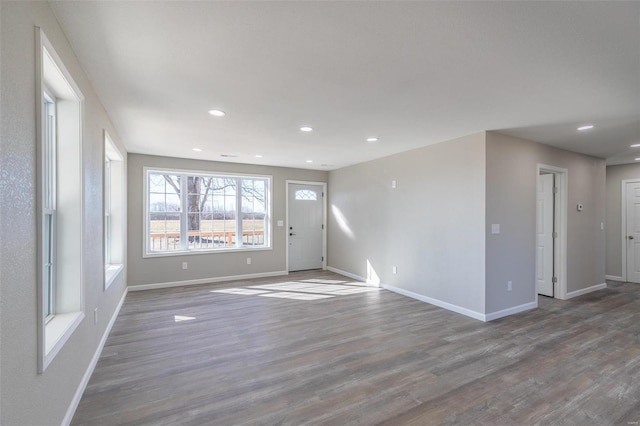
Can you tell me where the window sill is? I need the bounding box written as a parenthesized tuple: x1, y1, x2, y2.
(43, 310, 84, 372)
(143, 246, 273, 258)
(105, 263, 124, 289)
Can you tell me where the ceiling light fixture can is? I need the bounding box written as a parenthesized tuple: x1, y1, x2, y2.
(577, 125, 594, 131)
(631, 144, 640, 148)
(208, 109, 226, 117)
(367, 137, 378, 143)
(305, 160, 313, 163)
(192, 148, 202, 152)
(300, 126, 313, 132)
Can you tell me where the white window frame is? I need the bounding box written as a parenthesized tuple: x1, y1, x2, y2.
(104, 131, 124, 289)
(43, 91, 57, 322)
(143, 167, 272, 257)
(36, 28, 85, 373)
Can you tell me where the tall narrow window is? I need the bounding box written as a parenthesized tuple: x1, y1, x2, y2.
(104, 157, 111, 265)
(104, 132, 124, 289)
(43, 92, 56, 320)
(37, 29, 85, 372)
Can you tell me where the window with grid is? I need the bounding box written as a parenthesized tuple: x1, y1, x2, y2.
(104, 132, 124, 289)
(43, 91, 56, 321)
(146, 170, 270, 255)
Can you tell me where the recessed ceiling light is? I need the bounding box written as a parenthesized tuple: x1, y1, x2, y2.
(300, 126, 313, 132)
(366, 137, 378, 143)
(255, 154, 263, 158)
(192, 148, 202, 152)
(208, 109, 226, 117)
(635, 158, 640, 161)
(577, 125, 594, 131)
(631, 144, 640, 148)
(305, 160, 313, 163)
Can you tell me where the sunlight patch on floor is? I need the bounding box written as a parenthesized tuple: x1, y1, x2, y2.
(212, 288, 270, 295)
(258, 291, 333, 300)
(174, 315, 196, 322)
(210, 280, 379, 301)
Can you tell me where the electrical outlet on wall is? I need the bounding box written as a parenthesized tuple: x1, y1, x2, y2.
(247, 257, 252, 265)
(392, 266, 397, 274)
(507, 281, 512, 291)
(182, 262, 188, 270)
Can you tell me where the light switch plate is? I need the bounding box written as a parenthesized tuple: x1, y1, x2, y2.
(277, 220, 284, 227)
(491, 224, 500, 234)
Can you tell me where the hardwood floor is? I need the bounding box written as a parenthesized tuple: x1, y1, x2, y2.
(72, 272, 640, 425)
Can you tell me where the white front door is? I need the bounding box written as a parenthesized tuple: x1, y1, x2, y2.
(626, 182, 640, 283)
(536, 173, 554, 297)
(288, 183, 324, 272)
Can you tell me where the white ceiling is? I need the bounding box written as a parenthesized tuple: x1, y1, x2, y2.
(50, 1, 640, 170)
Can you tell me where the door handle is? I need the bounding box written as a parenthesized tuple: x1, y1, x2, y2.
(629, 236, 635, 240)
(290, 232, 296, 236)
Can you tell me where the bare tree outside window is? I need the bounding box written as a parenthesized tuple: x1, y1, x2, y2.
(147, 171, 268, 253)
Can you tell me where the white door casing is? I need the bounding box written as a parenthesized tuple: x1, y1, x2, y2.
(625, 181, 640, 283)
(288, 183, 324, 272)
(536, 173, 554, 297)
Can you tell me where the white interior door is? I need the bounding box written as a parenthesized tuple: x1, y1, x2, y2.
(536, 173, 554, 297)
(288, 183, 324, 271)
(626, 182, 640, 283)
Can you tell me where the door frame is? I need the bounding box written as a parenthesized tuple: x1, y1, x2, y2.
(285, 180, 327, 273)
(620, 178, 640, 282)
(536, 164, 568, 300)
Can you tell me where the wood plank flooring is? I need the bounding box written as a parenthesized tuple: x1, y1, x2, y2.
(72, 272, 640, 425)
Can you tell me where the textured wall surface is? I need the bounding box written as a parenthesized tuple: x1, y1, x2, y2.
(485, 132, 606, 313)
(0, 2, 127, 424)
(328, 133, 487, 315)
(127, 154, 327, 287)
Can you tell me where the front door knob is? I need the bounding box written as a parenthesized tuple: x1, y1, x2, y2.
(629, 235, 635, 240)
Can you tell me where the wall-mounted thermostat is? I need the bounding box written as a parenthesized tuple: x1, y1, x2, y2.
(577, 203, 583, 212)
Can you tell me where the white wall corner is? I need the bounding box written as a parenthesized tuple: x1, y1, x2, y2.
(484, 301, 537, 322)
(326, 266, 370, 285)
(382, 284, 486, 322)
(564, 283, 607, 300)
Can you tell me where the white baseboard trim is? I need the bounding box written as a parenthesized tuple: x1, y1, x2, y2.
(326, 266, 367, 283)
(565, 282, 607, 299)
(128, 270, 289, 291)
(605, 275, 624, 282)
(382, 284, 486, 322)
(484, 301, 538, 322)
(62, 287, 128, 426)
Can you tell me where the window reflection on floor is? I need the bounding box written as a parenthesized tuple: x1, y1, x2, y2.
(210, 279, 379, 301)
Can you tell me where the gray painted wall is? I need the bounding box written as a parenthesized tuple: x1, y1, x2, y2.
(605, 163, 640, 279)
(328, 133, 487, 315)
(485, 132, 606, 313)
(127, 154, 327, 286)
(0, 2, 128, 424)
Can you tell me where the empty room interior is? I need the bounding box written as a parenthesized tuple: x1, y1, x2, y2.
(2, 1, 640, 425)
